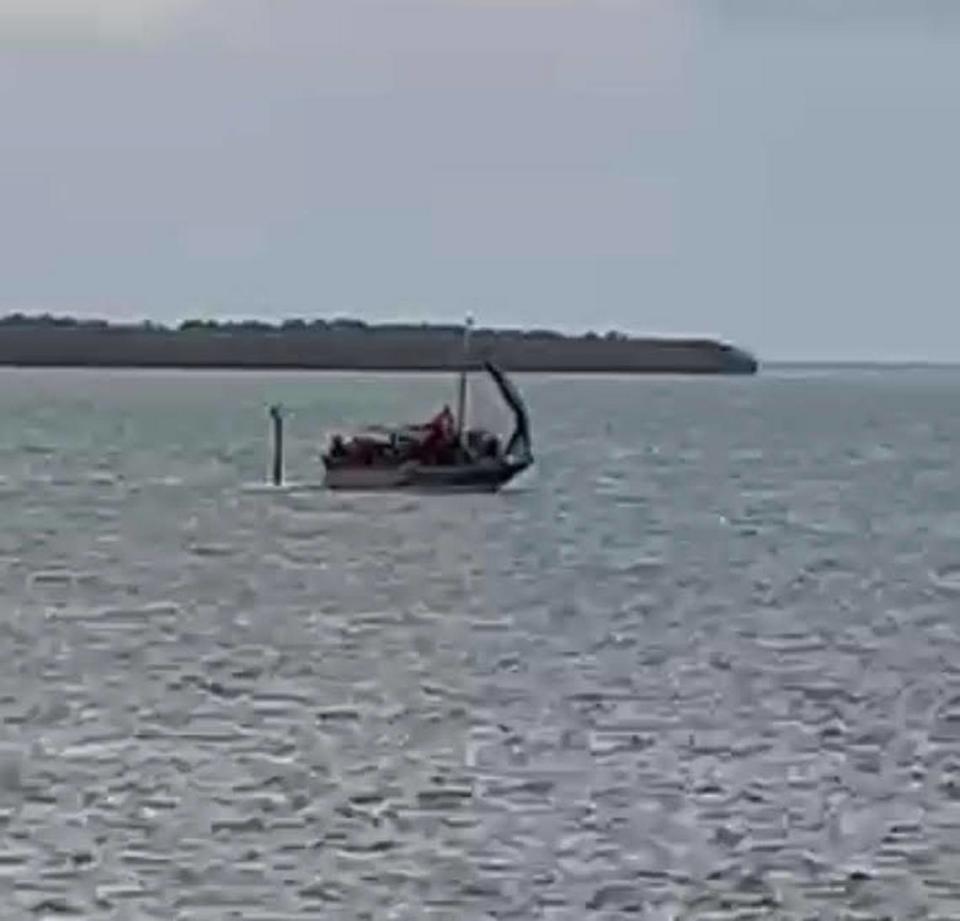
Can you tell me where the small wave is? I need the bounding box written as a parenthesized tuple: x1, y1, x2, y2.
(188, 543, 236, 559)
(238, 480, 326, 496)
(28, 569, 83, 588)
(147, 475, 185, 487)
(931, 565, 960, 593)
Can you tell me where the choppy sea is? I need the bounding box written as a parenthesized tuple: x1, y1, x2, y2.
(1, 365, 959, 919)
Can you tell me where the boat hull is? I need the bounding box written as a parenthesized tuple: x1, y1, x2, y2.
(323, 458, 530, 493)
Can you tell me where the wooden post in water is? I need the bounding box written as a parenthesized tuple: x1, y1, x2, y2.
(269, 404, 284, 486)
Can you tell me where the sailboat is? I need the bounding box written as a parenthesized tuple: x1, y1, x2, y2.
(321, 319, 533, 492)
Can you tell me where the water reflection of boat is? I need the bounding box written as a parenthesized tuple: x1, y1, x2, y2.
(322, 359, 534, 493)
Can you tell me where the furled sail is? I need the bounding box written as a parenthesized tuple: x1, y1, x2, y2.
(483, 360, 532, 461)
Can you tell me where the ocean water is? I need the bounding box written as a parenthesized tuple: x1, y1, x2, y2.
(1, 366, 960, 919)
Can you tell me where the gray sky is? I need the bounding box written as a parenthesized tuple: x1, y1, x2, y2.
(1, 0, 958, 361)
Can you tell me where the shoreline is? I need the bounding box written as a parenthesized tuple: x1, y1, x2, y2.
(0, 317, 759, 375)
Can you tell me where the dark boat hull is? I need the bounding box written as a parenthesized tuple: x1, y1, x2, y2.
(323, 458, 530, 493)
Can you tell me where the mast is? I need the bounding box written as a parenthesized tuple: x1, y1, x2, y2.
(455, 313, 473, 441)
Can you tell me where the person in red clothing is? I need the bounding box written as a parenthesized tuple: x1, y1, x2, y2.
(430, 405, 455, 440)
(420, 404, 455, 462)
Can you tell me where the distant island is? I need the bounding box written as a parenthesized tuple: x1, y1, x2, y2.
(0, 314, 758, 375)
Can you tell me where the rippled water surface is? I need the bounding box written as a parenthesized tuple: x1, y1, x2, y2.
(2, 366, 960, 919)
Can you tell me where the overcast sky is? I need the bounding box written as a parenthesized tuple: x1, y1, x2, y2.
(1, 0, 958, 360)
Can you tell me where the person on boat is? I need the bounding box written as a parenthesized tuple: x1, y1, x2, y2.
(419, 404, 456, 463)
(427, 405, 455, 440)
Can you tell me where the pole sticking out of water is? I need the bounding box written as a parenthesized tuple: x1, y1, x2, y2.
(269, 404, 284, 486)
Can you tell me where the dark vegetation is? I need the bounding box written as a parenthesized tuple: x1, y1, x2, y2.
(0, 314, 758, 374)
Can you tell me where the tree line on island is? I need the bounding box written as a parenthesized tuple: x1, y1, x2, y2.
(0, 313, 756, 373)
(0, 312, 629, 341)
